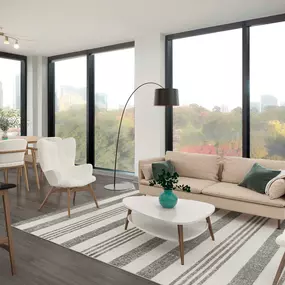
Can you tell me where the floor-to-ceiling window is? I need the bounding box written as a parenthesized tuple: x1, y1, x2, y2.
(48, 43, 134, 170)
(250, 21, 285, 160)
(54, 56, 87, 164)
(0, 53, 27, 135)
(166, 14, 285, 160)
(94, 48, 134, 172)
(173, 29, 242, 156)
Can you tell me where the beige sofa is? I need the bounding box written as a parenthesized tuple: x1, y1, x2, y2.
(139, 151, 285, 225)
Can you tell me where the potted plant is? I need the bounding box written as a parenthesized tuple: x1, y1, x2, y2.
(0, 109, 20, 140)
(149, 170, 190, 209)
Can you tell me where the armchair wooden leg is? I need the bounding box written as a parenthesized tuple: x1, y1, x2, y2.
(73, 192, 76, 206)
(278, 220, 281, 230)
(273, 252, 285, 285)
(88, 184, 99, 208)
(2, 192, 16, 275)
(39, 187, 54, 210)
(32, 154, 40, 191)
(67, 189, 71, 218)
(4, 169, 8, 183)
(23, 164, 30, 192)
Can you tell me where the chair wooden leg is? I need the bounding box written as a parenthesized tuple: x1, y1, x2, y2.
(39, 187, 54, 210)
(23, 164, 30, 192)
(2, 193, 16, 275)
(17, 167, 21, 186)
(88, 184, 99, 208)
(73, 192, 76, 206)
(32, 152, 40, 191)
(4, 169, 8, 183)
(67, 189, 71, 218)
(273, 252, 285, 285)
(39, 166, 44, 182)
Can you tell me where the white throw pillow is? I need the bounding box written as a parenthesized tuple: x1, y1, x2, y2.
(141, 164, 153, 180)
(268, 179, 285, 199)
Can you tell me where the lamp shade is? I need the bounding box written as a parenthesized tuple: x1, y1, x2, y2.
(154, 88, 179, 106)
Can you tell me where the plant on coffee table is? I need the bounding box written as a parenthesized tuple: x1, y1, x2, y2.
(149, 170, 191, 192)
(149, 170, 190, 209)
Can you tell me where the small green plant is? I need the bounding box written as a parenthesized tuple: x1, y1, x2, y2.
(149, 169, 191, 192)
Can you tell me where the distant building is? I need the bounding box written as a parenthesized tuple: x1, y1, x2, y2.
(59, 86, 86, 111)
(15, 75, 20, 110)
(95, 93, 107, 110)
(280, 101, 285, 107)
(250, 101, 260, 112)
(261, 95, 277, 111)
(220, 104, 229, 113)
(0, 81, 3, 108)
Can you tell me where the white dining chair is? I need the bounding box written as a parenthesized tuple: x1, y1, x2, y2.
(25, 137, 62, 190)
(37, 137, 99, 217)
(0, 139, 29, 191)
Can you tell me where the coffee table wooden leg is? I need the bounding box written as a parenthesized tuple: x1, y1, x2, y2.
(206, 216, 215, 241)
(178, 225, 184, 265)
(125, 209, 132, 230)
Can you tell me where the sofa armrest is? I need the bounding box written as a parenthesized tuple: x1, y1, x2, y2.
(138, 156, 165, 181)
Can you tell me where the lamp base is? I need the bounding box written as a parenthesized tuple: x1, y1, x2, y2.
(104, 182, 135, 191)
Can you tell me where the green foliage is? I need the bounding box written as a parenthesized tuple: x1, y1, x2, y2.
(149, 169, 191, 192)
(55, 106, 134, 171)
(0, 108, 20, 131)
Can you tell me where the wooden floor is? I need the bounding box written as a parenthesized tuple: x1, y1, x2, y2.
(0, 167, 156, 285)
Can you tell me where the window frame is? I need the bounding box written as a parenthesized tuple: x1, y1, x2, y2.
(47, 42, 135, 170)
(165, 13, 285, 158)
(0, 51, 27, 135)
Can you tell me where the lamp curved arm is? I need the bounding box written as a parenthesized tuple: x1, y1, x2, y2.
(113, 82, 163, 189)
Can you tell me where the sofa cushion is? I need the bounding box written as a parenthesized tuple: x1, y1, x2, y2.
(268, 179, 285, 200)
(140, 177, 217, 194)
(202, 182, 285, 208)
(141, 164, 153, 180)
(238, 163, 281, 194)
(222, 156, 285, 184)
(152, 160, 175, 181)
(165, 151, 220, 181)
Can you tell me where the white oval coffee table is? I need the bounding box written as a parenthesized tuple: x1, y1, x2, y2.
(123, 196, 215, 265)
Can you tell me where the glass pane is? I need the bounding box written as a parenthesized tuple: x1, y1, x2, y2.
(173, 29, 242, 156)
(250, 22, 285, 160)
(94, 48, 135, 172)
(54, 56, 87, 163)
(0, 58, 21, 135)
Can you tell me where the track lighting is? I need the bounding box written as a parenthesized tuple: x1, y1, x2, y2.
(14, 40, 19, 49)
(4, 36, 9, 44)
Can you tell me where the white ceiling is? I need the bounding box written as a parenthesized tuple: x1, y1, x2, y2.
(0, 0, 285, 56)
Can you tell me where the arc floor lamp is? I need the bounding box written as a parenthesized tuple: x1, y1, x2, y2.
(104, 82, 179, 191)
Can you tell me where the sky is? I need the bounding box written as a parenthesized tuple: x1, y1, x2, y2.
(0, 58, 20, 108)
(1, 21, 285, 112)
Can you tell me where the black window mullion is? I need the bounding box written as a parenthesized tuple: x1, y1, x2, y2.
(47, 60, 55, 136)
(242, 25, 250, 158)
(20, 58, 27, 135)
(165, 38, 173, 152)
(87, 53, 95, 166)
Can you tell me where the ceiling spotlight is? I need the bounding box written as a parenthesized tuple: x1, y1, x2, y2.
(14, 40, 19, 49)
(4, 36, 9, 44)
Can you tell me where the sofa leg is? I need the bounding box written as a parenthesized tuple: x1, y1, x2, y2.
(278, 219, 281, 230)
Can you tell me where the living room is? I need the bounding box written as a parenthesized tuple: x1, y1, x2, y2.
(1, 0, 285, 284)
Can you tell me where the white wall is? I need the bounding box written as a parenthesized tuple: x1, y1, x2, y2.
(134, 33, 165, 174)
(27, 56, 48, 136)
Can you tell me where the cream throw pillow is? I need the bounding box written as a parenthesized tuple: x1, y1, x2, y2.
(141, 164, 153, 180)
(268, 179, 285, 199)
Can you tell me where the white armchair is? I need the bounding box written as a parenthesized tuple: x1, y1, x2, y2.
(37, 137, 99, 217)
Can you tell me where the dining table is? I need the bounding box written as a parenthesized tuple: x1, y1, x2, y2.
(14, 136, 40, 144)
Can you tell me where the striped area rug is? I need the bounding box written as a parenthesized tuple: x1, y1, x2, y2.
(13, 190, 285, 285)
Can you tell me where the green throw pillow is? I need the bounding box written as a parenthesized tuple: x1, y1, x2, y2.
(152, 160, 175, 181)
(238, 163, 281, 194)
